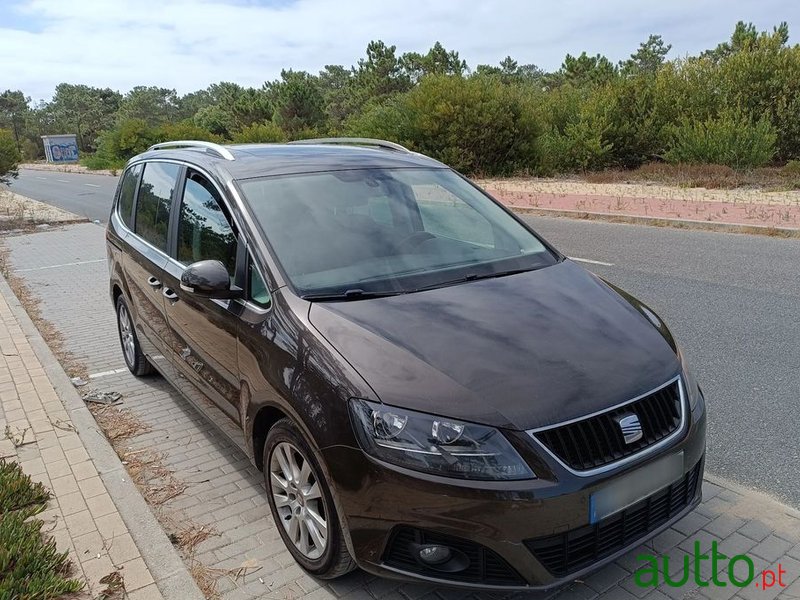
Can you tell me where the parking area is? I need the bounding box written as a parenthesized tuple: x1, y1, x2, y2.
(4, 221, 800, 600)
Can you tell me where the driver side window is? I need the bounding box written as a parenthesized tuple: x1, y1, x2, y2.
(177, 171, 237, 276)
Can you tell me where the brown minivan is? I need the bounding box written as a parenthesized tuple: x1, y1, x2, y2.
(107, 138, 706, 591)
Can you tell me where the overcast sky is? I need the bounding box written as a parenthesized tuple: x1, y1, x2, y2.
(2, 0, 798, 102)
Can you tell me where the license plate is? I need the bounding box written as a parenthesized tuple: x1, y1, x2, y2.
(589, 451, 684, 524)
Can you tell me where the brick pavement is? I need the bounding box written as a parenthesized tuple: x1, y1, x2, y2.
(0, 279, 164, 599)
(3, 221, 800, 599)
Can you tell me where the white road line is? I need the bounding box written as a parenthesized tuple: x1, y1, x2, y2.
(88, 367, 129, 380)
(36, 176, 47, 180)
(84, 183, 101, 188)
(57, 179, 70, 183)
(14, 258, 106, 273)
(569, 256, 614, 267)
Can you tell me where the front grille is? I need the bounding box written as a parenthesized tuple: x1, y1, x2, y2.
(383, 526, 525, 586)
(533, 379, 683, 471)
(525, 461, 701, 577)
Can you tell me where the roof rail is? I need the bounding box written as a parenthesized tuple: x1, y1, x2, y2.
(147, 140, 235, 161)
(287, 137, 411, 153)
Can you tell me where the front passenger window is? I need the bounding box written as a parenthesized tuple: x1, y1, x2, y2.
(177, 172, 237, 276)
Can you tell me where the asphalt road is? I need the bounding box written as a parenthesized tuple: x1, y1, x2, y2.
(5, 168, 119, 222)
(7, 168, 800, 507)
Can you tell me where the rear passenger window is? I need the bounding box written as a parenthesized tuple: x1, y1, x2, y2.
(135, 162, 179, 251)
(176, 171, 237, 276)
(117, 164, 141, 228)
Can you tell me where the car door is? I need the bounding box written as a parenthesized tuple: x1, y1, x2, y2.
(160, 168, 242, 423)
(121, 161, 181, 378)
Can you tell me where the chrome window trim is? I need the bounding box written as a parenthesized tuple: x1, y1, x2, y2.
(526, 375, 687, 477)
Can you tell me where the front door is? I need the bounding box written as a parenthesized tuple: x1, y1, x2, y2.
(160, 169, 242, 423)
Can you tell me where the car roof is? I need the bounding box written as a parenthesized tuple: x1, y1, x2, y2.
(130, 140, 447, 180)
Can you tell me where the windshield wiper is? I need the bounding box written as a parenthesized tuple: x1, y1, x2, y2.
(411, 266, 537, 292)
(301, 288, 404, 301)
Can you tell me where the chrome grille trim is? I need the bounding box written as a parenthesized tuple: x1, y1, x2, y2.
(526, 375, 687, 477)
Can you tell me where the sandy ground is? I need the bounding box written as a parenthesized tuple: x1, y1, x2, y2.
(19, 162, 116, 176)
(478, 178, 800, 230)
(0, 190, 86, 224)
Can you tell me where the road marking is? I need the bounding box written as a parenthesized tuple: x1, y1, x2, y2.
(88, 367, 129, 380)
(569, 256, 614, 267)
(84, 183, 101, 188)
(14, 258, 106, 273)
(36, 176, 47, 180)
(57, 179, 70, 183)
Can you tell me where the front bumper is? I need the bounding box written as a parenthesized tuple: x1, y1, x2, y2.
(322, 396, 706, 590)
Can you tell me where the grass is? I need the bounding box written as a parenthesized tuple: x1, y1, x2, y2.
(584, 162, 800, 191)
(0, 459, 84, 598)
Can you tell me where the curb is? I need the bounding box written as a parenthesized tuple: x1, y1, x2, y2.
(0, 274, 205, 600)
(508, 206, 800, 239)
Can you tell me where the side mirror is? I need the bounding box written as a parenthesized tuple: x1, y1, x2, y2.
(180, 260, 239, 299)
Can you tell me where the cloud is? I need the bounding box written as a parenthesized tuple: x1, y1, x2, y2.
(2, 0, 797, 101)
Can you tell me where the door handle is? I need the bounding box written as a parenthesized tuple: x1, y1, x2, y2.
(147, 276, 161, 288)
(163, 288, 179, 302)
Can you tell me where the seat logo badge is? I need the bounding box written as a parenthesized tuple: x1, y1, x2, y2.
(618, 414, 643, 444)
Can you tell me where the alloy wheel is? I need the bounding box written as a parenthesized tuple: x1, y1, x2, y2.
(118, 303, 136, 367)
(269, 441, 328, 560)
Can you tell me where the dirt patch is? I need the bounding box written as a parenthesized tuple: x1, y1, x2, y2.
(19, 162, 118, 177)
(0, 190, 87, 227)
(584, 163, 800, 191)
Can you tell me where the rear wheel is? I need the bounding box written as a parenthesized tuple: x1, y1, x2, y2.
(116, 296, 154, 377)
(264, 418, 355, 578)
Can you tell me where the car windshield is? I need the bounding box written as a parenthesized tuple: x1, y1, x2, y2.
(238, 168, 557, 298)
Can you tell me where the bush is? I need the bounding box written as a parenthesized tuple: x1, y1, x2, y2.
(0, 460, 83, 597)
(534, 85, 613, 174)
(154, 121, 222, 144)
(664, 109, 777, 169)
(347, 75, 539, 175)
(231, 121, 286, 143)
(0, 129, 20, 184)
(86, 119, 220, 169)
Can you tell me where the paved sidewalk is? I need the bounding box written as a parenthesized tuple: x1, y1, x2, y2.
(0, 288, 162, 598)
(3, 222, 800, 599)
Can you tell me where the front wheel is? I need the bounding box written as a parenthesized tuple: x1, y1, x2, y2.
(263, 418, 355, 579)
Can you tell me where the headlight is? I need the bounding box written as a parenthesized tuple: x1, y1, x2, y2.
(349, 399, 535, 481)
(678, 348, 703, 410)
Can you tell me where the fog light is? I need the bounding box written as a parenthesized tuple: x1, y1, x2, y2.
(418, 544, 452, 566)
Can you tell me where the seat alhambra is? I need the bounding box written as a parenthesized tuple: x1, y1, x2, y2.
(106, 138, 706, 591)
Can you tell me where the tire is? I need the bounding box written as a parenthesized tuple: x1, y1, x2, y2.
(263, 418, 355, 579)
(115, 296, 154, 377)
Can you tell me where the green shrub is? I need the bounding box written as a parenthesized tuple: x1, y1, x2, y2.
(154, 121, 222, 144)
(782, 159, 800, 175)
(534, 85, 613, 174)
(0, 129, 21, 184)
(231, 121, 286, 143)
(0, 460, 83, 598)
(347, 75, 539, 175)
(664, 109, 777, 169)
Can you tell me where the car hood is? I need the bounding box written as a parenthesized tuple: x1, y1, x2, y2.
(308, 260, 680, 431)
